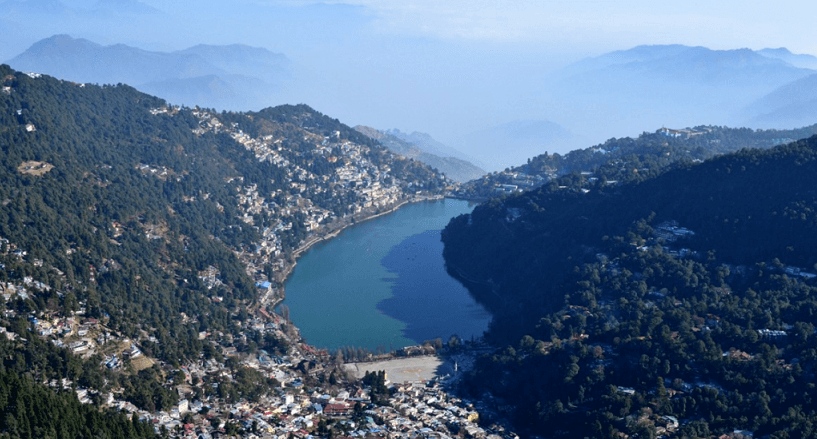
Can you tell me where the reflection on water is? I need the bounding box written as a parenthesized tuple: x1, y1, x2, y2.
(283, 199, 490, 351)
(377, 229, 491, 344)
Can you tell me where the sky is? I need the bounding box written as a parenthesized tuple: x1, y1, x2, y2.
(3, 0, 817, 162)
(251, 0, 817, 54)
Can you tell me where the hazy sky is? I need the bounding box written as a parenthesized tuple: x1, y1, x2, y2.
(250, 0, 817, 54)
(4, 0, 817, 155)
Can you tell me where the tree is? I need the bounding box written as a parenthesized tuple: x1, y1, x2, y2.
(447, 334, 461, 351)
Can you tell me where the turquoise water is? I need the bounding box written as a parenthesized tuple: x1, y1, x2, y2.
(282, 198, 491, 351)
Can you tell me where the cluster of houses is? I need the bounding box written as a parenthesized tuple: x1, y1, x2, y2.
(111, 312, 503, 438)
(452, 170, 547, 199)
(489, 171, 547, 196)
(177, 107, 441, 309)
(658, 126, 714, 139)
(5, 231, 494, 439)
(2, 245, 500, 438)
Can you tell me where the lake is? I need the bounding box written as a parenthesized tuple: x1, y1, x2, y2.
(282, 198, 491, 351)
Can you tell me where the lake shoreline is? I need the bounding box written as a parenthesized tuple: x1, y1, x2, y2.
(263, 194, 445, 313)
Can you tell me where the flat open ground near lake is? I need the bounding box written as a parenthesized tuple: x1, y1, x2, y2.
(344, 356, 443, 384)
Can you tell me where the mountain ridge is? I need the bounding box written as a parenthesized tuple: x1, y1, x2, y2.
(7, 34, 289, 111)
(354, 125, 486, 182)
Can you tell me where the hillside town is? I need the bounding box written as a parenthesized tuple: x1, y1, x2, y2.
(0, 99, 503, 438)
(185, 108, 447, 310)
(1, 237, 508, 438)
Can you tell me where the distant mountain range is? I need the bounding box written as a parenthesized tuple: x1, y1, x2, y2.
(740, 73, 817, 129)
(545, 44, 817, 143)
(428, 45, 817, 172)
(9, 35, 817, 171)
(6, 34, 289, 110)
(355, 126, 486, 182)
(384, 129, 475, 161)
(757, 47, 817, 69)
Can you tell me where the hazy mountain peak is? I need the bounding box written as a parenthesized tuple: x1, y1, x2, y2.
(176, 44, 288, 63)
(562, 44, 696, 75)
(545, 43, 816, 144)
(385, 129, 474, 161)
(25, 34, 100, 54)
(741, 73, 817, 129)
(355, 126, 485, 182)
(761, 47, 794, 56)
(562, 44, 800, 77)
(757, 47, 817, 69)
(353, 125, 385, 141)
(7, 35, 290, 111)
(8, 35, 221, 83)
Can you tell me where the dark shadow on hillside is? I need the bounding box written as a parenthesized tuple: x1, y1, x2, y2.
(375, 229, 491, 345)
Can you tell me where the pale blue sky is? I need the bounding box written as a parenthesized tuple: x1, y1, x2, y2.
(247, 0, 817, 54)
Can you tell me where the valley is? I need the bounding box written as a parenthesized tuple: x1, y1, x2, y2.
(5, 32, 817, 439)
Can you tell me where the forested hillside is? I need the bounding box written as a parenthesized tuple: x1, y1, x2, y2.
(0, 64, 447, 426)
(442, 137, 817, 437)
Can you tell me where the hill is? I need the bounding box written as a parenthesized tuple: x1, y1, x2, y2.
(355, 125, 486, 182)
(757, 47, 817, 69)
(385, 128, 480, 164)
(0, 64, 447, 419)
(6, 34, 289, 110)
(442, 137, 817, 436)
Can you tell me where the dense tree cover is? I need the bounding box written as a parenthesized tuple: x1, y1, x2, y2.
(0, 319, 108, 395)
(0, 64, 261, 363)
(461, 233, 817, 437)
(443, 137, 817, 437)
(444, 137, 817, 339)
(0, 367, 158, 439)
(456, 125, 817, 200)
(0, 294, 179, 416)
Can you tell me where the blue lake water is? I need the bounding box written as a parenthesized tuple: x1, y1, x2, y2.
(282, 198, 491, 351)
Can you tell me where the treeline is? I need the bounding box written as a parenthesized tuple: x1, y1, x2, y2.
(443, 137, 817, 437)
